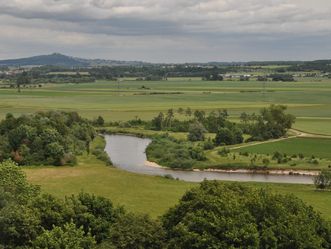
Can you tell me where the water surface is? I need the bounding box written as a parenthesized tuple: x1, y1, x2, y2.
(104, 135, 314, 184)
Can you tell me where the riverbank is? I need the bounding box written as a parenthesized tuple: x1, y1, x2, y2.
(102, 129, 329, 173)
(24, 150, 331, 220)
(145, 160, 319, 176)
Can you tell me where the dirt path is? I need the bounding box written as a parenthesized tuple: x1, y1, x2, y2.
(291, 129, 331, 138)
(230, 129, 331, 150)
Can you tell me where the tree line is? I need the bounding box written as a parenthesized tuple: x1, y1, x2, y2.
(147, 105, 295, 145)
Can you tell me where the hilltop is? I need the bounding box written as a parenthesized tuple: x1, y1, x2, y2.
(0, 53, 147, 67)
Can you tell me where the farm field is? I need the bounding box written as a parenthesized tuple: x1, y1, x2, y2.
(294, 117, 331, 135)
(0, 78, 331, 136)
(24, 152, 331, 220)
(234, 137, 331, 160)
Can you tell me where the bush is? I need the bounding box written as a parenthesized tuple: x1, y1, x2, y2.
(214, 127, 243, 146)
(262, 158, 270, 166)
(218, 147, 230, 157)
(314, 170, 331, 190)
(146, 136, 206, 169)
(187, 121, 206, 142)
(203, 138, 215, 150)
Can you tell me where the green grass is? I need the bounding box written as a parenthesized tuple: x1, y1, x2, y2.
(25, 154, 196, 218)
(294, 118, 331, 135)
(235, 137, 331, 160)
(0, 79, 331, 136)
(24, 151, 331, 220)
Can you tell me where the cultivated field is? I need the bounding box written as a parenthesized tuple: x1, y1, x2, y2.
(1, 78, 331, 136)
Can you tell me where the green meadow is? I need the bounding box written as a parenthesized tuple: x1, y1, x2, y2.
(1, 78, 331, 136)
(235, 137, 331, 160)
(24, 152, 331, 220)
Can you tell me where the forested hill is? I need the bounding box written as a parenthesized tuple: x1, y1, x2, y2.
(0, 53, 89, 67)
(0, 53, 147, 67)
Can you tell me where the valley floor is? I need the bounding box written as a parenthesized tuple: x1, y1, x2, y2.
(25, 151, 331, 220)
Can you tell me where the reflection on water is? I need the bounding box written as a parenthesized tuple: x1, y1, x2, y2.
(104, 135, 313, 184)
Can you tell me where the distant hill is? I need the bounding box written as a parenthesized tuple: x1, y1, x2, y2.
(0, 53, 148, 67)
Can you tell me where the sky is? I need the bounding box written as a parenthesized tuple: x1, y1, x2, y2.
(1, 0, 331, 63)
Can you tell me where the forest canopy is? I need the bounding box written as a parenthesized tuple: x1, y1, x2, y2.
(0, 111, 95, 166)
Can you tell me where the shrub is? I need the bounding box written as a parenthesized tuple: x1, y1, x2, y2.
(203, 138, 215, 150)
(314, 170, 331, 190)
(218, 148, 230, 157)
(187, 121, 207, 142)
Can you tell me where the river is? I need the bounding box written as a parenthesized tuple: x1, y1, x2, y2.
(104, 134, 314, 184)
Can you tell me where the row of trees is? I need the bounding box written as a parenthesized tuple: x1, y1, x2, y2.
(2, 71, 96, 92)
(150, 108, 231, 133)
(0, 111, 95, 166)
(1, 161, 330, 248)
(149, 105, 294, 146)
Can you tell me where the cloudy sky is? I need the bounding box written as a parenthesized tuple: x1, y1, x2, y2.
(1, 0, 331, 62)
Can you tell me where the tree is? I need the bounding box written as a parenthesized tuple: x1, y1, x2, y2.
(16, 71, 31, 92)
(185, 107, 192, 117)
(162, 181, 331, 249)
(0, 111, 95, 166)
(187, 122, 207, 142)
(33, 222, 96, 249)
(0, 160, 39, 203)
(45, 142, 65, 165)
(214, 127, 243, 146)
(249, 105, 296, 141)
(0, 204, 41, 247)
(30, 194, 71, 230)
(165, 109, 174, 128)
(105, 213, 165, 249)
(95, 116, 105, 126)
(177, 107, 184, 115)
(193, 110, 205, 123)
(314, 170, 331, 190)
(151, 112, 164, 131)
(67, 192, 120, 243)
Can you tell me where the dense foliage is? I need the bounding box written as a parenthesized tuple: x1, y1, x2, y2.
(0, 111, 95, 166)
(163, 181, 331, 249)
(187, 122, 207, 142)
(0, 161, 330, 248)
(314, 170, 331, 190)
(146, 135, 206, 169)
(149, 108, 231, 134)
(240, 105, 295, 141)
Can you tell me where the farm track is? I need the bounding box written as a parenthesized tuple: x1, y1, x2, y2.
(230, 129, 331, 150)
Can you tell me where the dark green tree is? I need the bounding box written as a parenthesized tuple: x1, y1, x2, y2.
(314, 170, 331, 190)
(33, 221, 96, 249)
(162, 181, 331, 249)
(16, 71, 31, 92)
(104, 213, 165, 249)
(187, 122, 207, 142)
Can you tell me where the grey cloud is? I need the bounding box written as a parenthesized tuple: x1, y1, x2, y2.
(0, 0, 331, 62)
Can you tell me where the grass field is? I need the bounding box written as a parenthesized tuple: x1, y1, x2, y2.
(0, 79, 331, 136)
(294, 118, 331, 135)
(24, 152, 331, 220)
(235, 137, 331, 160)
